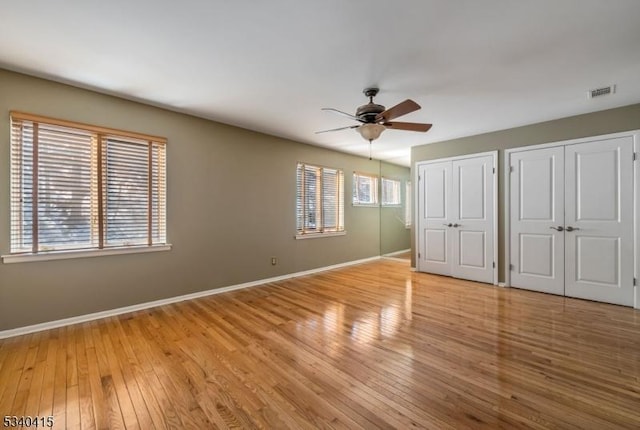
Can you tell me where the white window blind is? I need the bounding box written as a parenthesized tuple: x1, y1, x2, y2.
(381, 177, 401, 206)
(105, 137, 149, 247)
(10, 112, 167, 254)
(353, 172, 378, 206)
(296, 162, 344, 235)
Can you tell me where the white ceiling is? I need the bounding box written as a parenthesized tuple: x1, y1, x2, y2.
(2, 1, 640, 166)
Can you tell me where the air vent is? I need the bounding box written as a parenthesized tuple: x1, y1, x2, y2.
(588, 85, 616, 98)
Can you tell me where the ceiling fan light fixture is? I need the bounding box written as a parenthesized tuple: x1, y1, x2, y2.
(357, 123, 386, 141)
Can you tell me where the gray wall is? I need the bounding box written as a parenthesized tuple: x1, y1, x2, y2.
(380, 161, 411, 255)
(0, 69, 385, 331)
(411, 103, 640, 279)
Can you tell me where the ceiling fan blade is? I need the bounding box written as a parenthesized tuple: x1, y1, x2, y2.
(383, 122, 432, 132)
(376, 99, 421, 122)
(315, 124, 360, 134)
(321, 107, 362, 122)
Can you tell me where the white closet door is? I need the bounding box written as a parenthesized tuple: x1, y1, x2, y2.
(417, 161, 452, 276)
(564, 137, 634, 306)
(451, 155, 495, 283)
(510, 147, 565, 295)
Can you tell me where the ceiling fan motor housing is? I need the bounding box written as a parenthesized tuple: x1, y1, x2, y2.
(357, 87, 385, 122)
(356, 103, 385, 122)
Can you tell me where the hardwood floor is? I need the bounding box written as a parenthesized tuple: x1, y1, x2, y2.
(1, 259, 639, 429)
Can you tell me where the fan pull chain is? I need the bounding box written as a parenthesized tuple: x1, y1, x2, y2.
(369, 139, 372, 160)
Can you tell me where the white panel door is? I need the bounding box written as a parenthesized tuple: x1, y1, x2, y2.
(418, 161, 452, 276)
(418, 153, 496, 284)
(564, 137, 634, 306)
(451, 155, 495, 283)
(510, 147, 565, 295)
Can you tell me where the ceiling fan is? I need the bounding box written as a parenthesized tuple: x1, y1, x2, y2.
(317, 87, 432, 158)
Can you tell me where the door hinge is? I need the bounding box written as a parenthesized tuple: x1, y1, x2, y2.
(634, 152, 637, 161)
(418, 252, 421, 258)
(492, 167, 495, 174)
(509, 264, 514, 271)
(509, 165, 514, 173)
(492, 262, 495, 268)
(634, 277, 637, 286)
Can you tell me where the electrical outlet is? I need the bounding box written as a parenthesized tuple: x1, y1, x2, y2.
(271, 257, 277, 266)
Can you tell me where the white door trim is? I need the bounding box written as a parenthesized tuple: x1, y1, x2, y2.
(505, 129, 640, 154)
(492, 150, 498, 285)
(505, 129, 640, 309)
(635, 134, 639, 310)
(415, 150, 498, 285)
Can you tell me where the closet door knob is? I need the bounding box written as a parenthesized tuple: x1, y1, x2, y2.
(443, 223, 453, 227)
(549, 226, 564, 231)
(452, 223, 461, 228)
(565, 226, 580, 232)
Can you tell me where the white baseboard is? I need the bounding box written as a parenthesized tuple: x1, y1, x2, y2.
(382, 249, 412, 263)
(0, 255, 381, 339)
(382, 248, 410, 257)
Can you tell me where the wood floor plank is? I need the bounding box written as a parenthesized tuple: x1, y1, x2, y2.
(10, 332, 43, 418)
(37, 330, 58, 419)
(0, 336, 13, 386)
(97, 319, 147, 430)
(103, 317, 158, 430)
(135, 311, 212, 428)
(60, 326, 78, 429)
(0, 336, 29, 416)
(125, 315, 184, 430)
(79, 323, 102, 430)
(51, 329, 68, 430)
(1, 259, 640, 429)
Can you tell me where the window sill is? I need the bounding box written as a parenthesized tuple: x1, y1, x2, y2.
(2, 244, 172, 264)
(352, 203, 379, 208)
(295, 231, 346, 240)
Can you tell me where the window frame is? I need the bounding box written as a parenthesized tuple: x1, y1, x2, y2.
(381, 177, 402, 207)
(352, 171, 379, 207)
(3, 111, 170, 263)
(296, 162, 345, 239)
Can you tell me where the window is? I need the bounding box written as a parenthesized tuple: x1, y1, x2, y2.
(405, 181, 412, 227)
(9, 112, 167, 257)
(296, 162, 344, 237)
(381, 177, 401, 206)
(353, 172, 378, 206)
